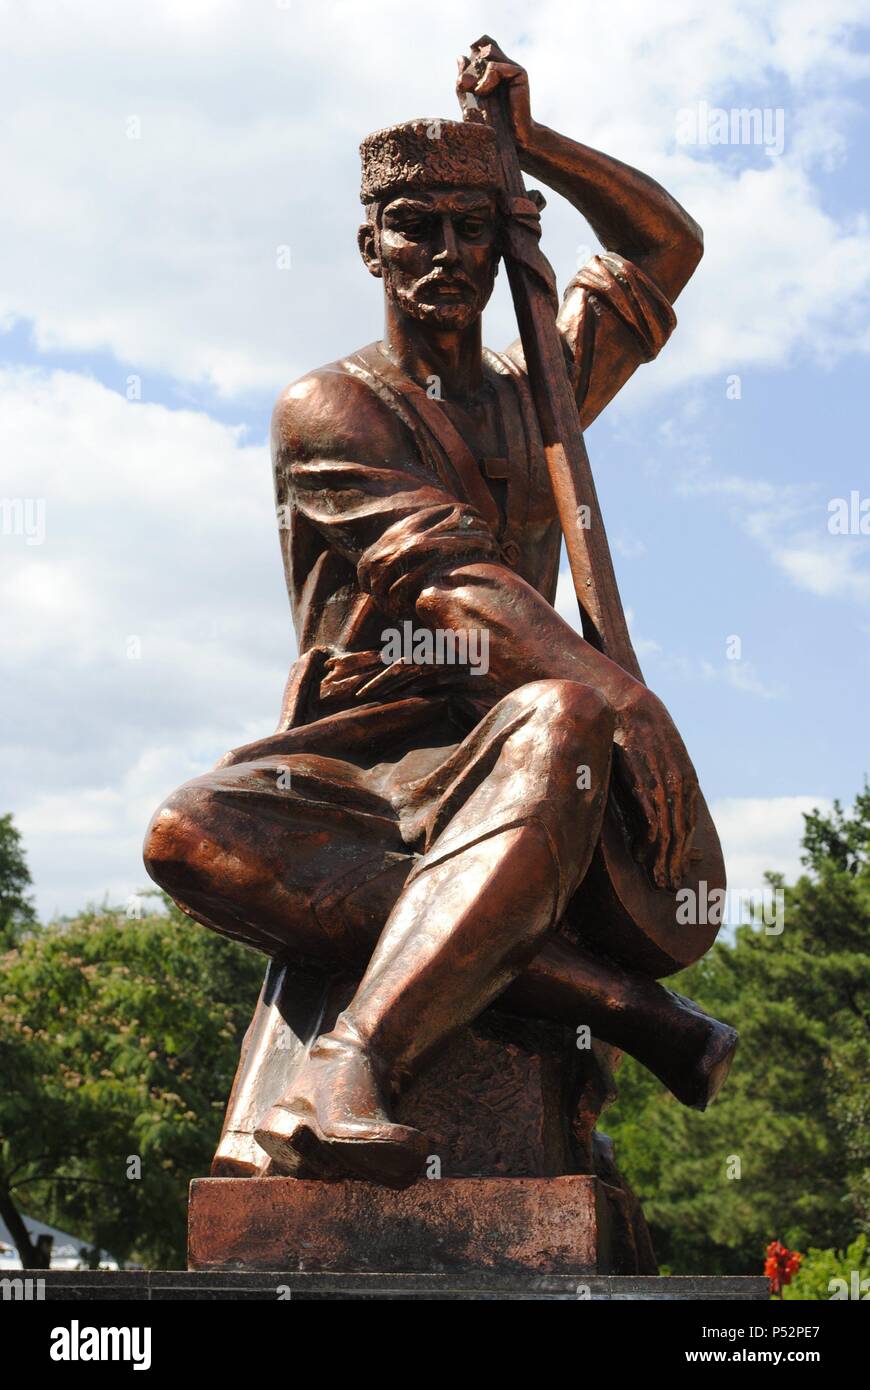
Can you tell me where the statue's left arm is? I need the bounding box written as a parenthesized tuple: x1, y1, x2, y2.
(516, 109, 703, 306)
(461, 41, 703, 425)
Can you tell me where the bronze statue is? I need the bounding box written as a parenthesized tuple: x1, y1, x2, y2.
(145, 37, 737, 1195)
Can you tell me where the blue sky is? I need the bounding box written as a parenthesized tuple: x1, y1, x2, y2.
(1, 0, 869, 919)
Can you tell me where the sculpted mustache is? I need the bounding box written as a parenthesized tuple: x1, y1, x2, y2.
(413, 270, 475, 292)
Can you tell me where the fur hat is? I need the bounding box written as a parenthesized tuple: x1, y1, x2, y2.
(360, 118, 500, 204)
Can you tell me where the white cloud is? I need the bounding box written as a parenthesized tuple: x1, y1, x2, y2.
(721, 660, 784, 699)
(0, 366, 292, 917)
(733, 478, 870, 603)
(2, 0, 868, 922)
(614, 535, 647, 559)
(711, 792, 834, 888)
(554, 561, 582, 630)
(658, 426, 870, 604)
(1, 0, 869, 397)
(557, 570, 784, 696)
(769, 531, 870, 600)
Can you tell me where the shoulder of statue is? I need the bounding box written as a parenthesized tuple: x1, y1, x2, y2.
(270, 346, 411, 464)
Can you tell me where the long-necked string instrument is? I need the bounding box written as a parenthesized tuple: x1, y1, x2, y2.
(460, 36, 725, 976)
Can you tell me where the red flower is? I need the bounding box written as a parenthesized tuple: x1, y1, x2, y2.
(765, 1240, 802, 1295)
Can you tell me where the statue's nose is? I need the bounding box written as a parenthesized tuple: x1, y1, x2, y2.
(433, 215, 460, 264)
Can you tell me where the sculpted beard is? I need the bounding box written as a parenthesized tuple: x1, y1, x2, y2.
(381, 253, 499, 328)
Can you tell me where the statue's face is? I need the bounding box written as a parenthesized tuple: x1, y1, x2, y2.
(362, 187, 500, 329)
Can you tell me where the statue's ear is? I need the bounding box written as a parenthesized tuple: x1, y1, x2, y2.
(357, 223, 382, 279)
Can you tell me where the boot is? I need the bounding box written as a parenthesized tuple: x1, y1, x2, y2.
(254, 1021, 428, 1188)
(504, 935, 738, 1110)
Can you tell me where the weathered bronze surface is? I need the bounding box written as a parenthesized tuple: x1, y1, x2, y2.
(188, 1174, 642, 1275)
(144, 37, 737, 1232)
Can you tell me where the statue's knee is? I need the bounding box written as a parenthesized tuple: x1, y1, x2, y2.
(518, 678, 614, 740)
(143, 783, 214, 893)
(558, 680, 615, 740)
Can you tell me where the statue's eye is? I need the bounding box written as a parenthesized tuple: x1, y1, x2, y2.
(397, 217, 428, 239)
(459, 217, 486, 238)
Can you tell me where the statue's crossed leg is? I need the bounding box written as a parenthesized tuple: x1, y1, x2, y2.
(145, 678, 736, 1186)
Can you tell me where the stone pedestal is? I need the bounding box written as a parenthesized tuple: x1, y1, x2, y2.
(188, 1175, 635, 1275)
(198, 961, 657, 1275)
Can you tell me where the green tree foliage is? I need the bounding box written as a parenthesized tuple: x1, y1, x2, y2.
(781, 1235, 869, 1300)
(604, 785, 870, 1275)
(0, 895, 263, 1268)
(2, 792, 867, 1274)
(0, 813, 37, 950)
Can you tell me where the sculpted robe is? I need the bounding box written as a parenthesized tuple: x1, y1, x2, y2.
(168, 255, 675, 962)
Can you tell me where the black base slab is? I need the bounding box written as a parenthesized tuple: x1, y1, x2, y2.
(5, 1270, 768, 1301)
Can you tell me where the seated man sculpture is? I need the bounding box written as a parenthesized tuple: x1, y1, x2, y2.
(144, 39, 737, 1190)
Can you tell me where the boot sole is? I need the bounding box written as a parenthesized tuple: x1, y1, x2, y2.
(254, 1105, 427, 1189)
